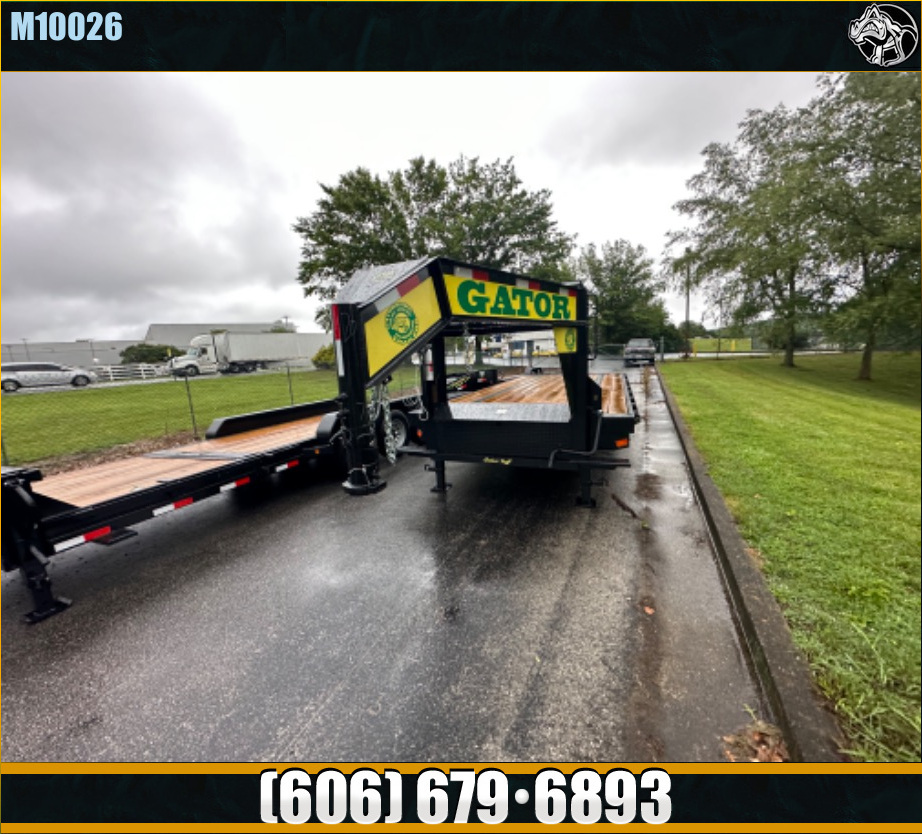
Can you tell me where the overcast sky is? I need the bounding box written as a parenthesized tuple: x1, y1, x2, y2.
(1, 72, 823, 344)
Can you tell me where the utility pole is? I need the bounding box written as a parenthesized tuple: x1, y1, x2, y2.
(683, 250, 691, 360)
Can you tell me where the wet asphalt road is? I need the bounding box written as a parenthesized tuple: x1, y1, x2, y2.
(1, 363, 763, 762)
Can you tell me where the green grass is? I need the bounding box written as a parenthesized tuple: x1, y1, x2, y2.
(659, 352, 921, 762)
(1, 369, 340, 464)
(0, 362, 438, 466)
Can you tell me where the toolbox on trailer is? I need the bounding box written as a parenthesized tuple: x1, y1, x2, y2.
(332, 256, 638, 504)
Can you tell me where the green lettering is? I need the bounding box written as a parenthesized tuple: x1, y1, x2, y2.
(552, 294, 570, 320)
(534, 292, 552, 318)
(510, 287, 531, 317)
(458, 280, 489, 314)
(490, 285, 516, 317)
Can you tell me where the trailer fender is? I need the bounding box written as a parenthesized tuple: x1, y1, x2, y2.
(316, 411, 342, 445)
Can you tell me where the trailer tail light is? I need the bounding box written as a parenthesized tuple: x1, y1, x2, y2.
(615, 438, 629, 449)
(415, 429, 423, 440)
(54, 526, 113, 553)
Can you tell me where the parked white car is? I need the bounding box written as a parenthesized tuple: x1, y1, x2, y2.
(1, 362, 98, 392)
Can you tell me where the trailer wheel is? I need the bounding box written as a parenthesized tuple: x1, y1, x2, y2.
(389, 409, 410, 450)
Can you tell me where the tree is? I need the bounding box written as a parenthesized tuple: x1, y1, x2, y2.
(574, 240, 671, 348)
(802, 72, 921, 379)
(293, 155, 575, 326)
(311, 343, 335, 370)
(119, 344, 182, 364)
(669, 102, 833, 368)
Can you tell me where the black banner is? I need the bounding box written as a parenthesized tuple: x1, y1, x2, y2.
(3, 770, 922, 824)
(2, 1, 920, 71)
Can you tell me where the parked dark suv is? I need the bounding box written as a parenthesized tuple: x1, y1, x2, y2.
(1, 362, 97, 392)
(623, 338, 657, 367)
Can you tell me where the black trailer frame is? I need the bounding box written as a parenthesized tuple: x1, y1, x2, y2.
(331, 256, 638, 504)
(1, 399, 341, 623)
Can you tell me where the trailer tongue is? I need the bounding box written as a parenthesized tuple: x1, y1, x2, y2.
(332, 257, 638, 505)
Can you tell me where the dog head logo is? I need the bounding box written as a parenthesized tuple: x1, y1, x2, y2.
(848, 4, 918, 66)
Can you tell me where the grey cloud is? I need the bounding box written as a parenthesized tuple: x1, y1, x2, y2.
(3, 74, 243, 197)
(543, 73, 821, 168)
(2, 74, 297, 342)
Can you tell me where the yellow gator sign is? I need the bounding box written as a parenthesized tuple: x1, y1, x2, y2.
(364, 278, 442, 380)
(444, 271, 577, 322)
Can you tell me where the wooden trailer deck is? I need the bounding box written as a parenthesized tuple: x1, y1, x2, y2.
(453, 372, 628, 415)
(33, 415, 325, 509)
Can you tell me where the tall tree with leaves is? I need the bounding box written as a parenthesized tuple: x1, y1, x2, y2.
(669, 102, 834, 368)
(803, 72, 921, 379)
(575, 240, 670, 347)
(293, 155, 575, 326)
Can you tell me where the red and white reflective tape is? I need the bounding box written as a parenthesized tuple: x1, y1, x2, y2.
(152, 497, 194, 517)
(454, 266, 490, 282)
(220, 476, 251, 493)
(54, 526, 112, 553)
(332, 304, 346, 377)
(275, 460, 299, 473)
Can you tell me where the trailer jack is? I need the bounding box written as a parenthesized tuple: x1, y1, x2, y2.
(3, 480, 72, 623)
(20, 544, 72, 623)
(343, 466, 386, 496)
(577, 467, 605, 509)
(425, 460, 452, 493)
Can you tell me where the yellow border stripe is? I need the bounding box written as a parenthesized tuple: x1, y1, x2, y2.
(2, 825, 920, 833)
(2, 762, 918, 774)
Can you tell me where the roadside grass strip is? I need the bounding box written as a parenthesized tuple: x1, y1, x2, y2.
(0, 362, 453, 467)
(0, 370, 341, 464)
(659, 352, 921, 762)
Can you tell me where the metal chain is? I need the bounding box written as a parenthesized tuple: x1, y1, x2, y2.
(463, 321, 474, 374)
(370, 381, 397, 465)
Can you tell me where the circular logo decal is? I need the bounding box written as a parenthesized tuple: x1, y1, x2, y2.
(385, 302, 419, 345)
(564, 328, 577, 352)
(848, 4, 918, 66)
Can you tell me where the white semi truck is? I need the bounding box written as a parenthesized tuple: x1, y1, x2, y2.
(168, 331, 328, 376)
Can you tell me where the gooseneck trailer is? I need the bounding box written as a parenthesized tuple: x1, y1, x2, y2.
(332, 256, 637, 504)
(3, 257, 636, 622)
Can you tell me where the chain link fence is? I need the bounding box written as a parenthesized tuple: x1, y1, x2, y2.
(0, 365, 340, 473)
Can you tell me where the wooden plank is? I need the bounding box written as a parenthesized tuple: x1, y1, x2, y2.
(454, 373, 628, 414)
(600, 374, 628, 415)
(453, 375, 569, 405)
(34, 416, 324, 509)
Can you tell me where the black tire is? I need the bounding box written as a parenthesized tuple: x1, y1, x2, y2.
(184, 365, 200, 377)
(389, 409, 411, 449)
(71, 375, 90, 387)
(2, 379, 21, 393)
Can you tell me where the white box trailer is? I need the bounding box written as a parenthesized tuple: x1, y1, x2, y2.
(169, 331, 329, 375)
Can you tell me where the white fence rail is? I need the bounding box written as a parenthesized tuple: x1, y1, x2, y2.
(94, 363, 169, 381)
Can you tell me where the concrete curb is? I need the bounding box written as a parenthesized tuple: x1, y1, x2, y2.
(658, 371, 846, 762)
